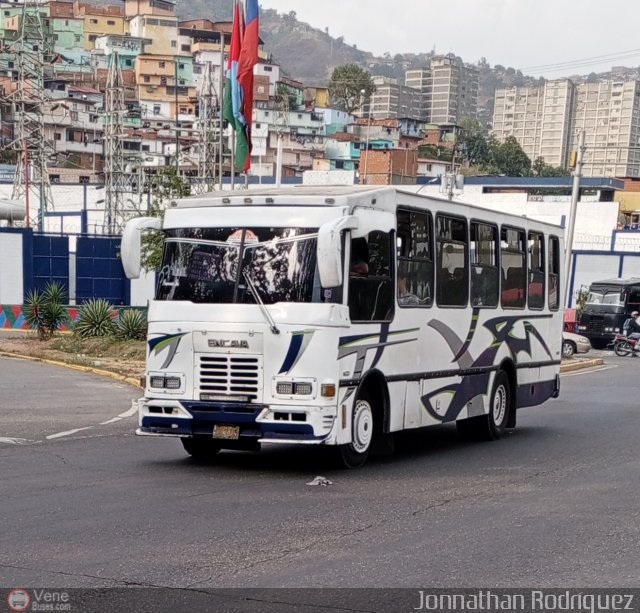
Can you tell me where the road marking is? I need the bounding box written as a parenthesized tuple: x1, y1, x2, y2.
(46, 427, 94, 440)
(118, 400, 139, 418)
(99, 417, 123, 425)
(0, 437, 34, 445)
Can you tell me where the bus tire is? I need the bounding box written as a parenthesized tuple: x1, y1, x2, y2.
(181, 437, 221, 460)
(457, 370, 511, 442)
(337, 394, 374, 468)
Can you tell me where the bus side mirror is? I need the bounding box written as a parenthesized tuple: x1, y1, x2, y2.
(121, 217, 162, 279)
(317, 216, 358, 288)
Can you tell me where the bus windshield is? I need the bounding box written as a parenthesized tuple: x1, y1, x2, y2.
(156, 227, 339, 304)
(586, 290, 623, 306)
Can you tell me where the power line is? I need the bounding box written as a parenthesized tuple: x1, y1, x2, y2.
(523, 49, 640, 73)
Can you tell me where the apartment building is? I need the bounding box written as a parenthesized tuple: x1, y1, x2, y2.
(364, 76, 424, 121)
(429, 55, 479, 124)
(493, 79, 640, 177)
(405, 68, 430, 121)
(404, 56, 479, 125)
(75, 2, 126, 51)
(49, 1, 85, 64)
(493, 79, 575, 168)
(571, 80, 640, 178)
(135, 55, 196, 120)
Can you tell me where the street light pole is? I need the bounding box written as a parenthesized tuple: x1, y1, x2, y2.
(564, 129, 586, 308)
(174, 60, 180, 175)
(360, 89, 370, 185)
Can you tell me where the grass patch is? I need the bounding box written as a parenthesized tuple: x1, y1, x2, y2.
(49, 336, 146, 360)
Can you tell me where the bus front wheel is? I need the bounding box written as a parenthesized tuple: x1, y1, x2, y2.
(337, 395, 374, 468)
(457, 370, 511, 441)
(181, 437, 221, 460)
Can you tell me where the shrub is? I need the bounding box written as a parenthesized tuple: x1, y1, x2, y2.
(74, 299, 116, 338)
(114, 309, 147, 341)
(23, 282, 69, 340)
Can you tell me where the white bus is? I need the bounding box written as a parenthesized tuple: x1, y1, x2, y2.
(122, 186, 564, 467)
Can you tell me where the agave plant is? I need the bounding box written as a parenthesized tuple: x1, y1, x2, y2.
(43, 281, 67, 305)
(23, 283, 69, 340)
(114, 309, 147, 341)
(74, 299, 116, 338)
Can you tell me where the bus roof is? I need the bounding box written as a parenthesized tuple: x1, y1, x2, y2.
(590, 278, 640, 288)
(174, 185, 395, 208)
(170, 185, 564, 232)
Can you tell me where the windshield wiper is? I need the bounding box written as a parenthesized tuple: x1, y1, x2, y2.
(242, 271, 280, 335)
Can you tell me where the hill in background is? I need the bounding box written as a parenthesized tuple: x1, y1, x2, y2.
(156, 1, 640, 123)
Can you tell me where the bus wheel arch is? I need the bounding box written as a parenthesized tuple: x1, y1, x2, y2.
(498, 359, 517, 429)
(457, 362, 516, 441)
(337, 370, 389, 468)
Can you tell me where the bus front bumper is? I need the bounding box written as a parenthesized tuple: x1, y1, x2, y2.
(136, 398, 335, 444)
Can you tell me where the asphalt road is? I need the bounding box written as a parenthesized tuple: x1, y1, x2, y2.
(0, 354, 638, 591)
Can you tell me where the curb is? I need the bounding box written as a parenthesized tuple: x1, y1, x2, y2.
(0, 350, 144, 389)
(560, 358, 605, 373)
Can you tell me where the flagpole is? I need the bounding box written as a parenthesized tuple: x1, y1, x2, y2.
(231, 133, 236, 189)
(218, 31, 225, 191)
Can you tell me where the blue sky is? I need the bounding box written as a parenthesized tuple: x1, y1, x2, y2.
(261, 1, 640, 77)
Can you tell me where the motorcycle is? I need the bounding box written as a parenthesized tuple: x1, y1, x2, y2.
(612, 333, 640, 357)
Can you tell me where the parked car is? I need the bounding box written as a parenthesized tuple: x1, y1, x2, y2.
(562, 331, 591, 358)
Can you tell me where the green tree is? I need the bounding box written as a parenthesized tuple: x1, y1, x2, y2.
(490, 136, 532, 176)
(532, 156, 571, 177)
(141, 167, 190, 271)
(328, 64, 375, 114)
(457, 118, 493, 168)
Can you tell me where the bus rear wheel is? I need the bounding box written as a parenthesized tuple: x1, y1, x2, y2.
(181, 437, 221, 460)
(457, 370, 511, 441)
(337, 396, 374, 468)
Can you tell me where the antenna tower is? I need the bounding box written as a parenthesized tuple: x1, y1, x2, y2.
(9, 0, 55, 230)
(196, 61, 219, 194)
(103, 51, 129, 234)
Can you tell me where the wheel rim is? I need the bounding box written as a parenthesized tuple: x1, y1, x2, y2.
(492, 384, 507, 426)
(352, 399, 373, 453)
(563, 342, 574, 357)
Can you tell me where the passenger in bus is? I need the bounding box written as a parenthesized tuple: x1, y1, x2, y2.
(398, 272, 421, 306)
(350, 238, 369, 277)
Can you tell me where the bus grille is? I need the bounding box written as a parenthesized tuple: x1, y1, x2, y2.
(198, 355, 261, 401)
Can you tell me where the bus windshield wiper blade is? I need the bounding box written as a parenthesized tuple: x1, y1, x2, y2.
(242, 271, 280, 335)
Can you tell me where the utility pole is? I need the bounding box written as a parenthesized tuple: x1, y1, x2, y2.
(9, 0, 55, 232)
(564, 129, 586, 308)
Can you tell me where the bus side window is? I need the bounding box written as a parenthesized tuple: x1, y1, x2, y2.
(436, 215, 468, 307)
(548, 236, 560, 311)
(470, 221, 499, 308)
(349, 231, 394, 322)
(528, 231, 545, 310)
(501, 226, 526, 309)
(397, 208, 433, 307)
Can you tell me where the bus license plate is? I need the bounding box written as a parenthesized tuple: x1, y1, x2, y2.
(213, 425, 240, 440)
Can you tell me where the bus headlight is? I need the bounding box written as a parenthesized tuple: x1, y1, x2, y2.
(274, 379, 315, 397)
(150, 376, 165, 389)
(149, 373, 183, 391)
(276, 382, 294, 395)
